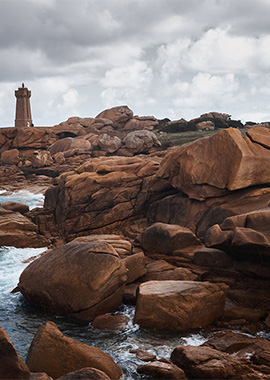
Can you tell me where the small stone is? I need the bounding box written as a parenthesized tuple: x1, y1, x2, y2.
(129, 349, 156, 362)
(137, 360, 186, 379)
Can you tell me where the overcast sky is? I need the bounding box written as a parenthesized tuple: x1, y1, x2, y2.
(1, 0, 270, 126)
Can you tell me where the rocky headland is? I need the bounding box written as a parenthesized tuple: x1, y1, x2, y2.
(1, 105, 270, 379)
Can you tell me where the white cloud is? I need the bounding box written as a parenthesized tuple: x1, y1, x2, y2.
(171, 72, 240, 109)
(100, 61, 153, 89)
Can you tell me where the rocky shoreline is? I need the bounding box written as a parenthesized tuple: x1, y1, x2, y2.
(1, 106, 270, 379)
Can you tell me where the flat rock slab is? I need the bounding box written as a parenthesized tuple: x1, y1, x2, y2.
(134, 280, 228, 330)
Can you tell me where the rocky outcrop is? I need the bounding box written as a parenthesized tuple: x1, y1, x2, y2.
(139, 259, 197, 282)
(140, 222, 202, 256)
(170, 330, 270, 379)
(49, 137, 92, 155)
(12, 127, 55, 150)
(26, 322, 122, 379)
(157, 127, 270, 200)
(123, 130, 161, 154)
(1, 148, 21, 164)
(134, 280, 228, 330)
(0, 127, 55, 154)
(123, 115, 158, 131)
(193, 247, 233, 269)
(41, 155, 163, 240)
(96, 105, 133, 129)
(171, 345, 262, 379)
(0, 205, 49, 248)
(0, 327, 30, 380)
(31, 151, 53, 168)
(1, 201, 29, 214)
(72, 234, 133, 257)
(16, 241, 128, 323)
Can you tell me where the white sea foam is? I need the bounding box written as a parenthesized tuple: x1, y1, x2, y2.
(0, 246, 46, 295)
(0, 190, 44, 209)
(182, 333, 208, 346)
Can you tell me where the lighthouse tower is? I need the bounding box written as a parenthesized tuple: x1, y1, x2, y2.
(14, 83, 33, 128)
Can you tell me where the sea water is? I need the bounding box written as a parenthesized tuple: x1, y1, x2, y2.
(0, 190, 209, 378)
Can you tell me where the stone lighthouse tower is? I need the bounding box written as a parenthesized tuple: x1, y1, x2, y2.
(14, 83, 33, 128)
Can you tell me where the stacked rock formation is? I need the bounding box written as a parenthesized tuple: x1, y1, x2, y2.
(2, 107, 270, 379)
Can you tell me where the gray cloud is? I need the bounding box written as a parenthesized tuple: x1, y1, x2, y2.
(0, 0, 270, 126)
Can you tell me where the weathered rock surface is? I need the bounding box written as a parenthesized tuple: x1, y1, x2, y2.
(171, 345, 263, 379)
(56, 367, 111, 380)
(16, 241, 127, 322)
(137, 360, 187, 379)
(41, 156, 162, 239)
(157, 127, 270, 200)
(1, 201, 29, 214)
(31, 151, 53, 168)
(1, 148, 21, 164)
(204, 330, 270, 356)
(123, 130, 161, 153)
(140, 259, 197, 282)
(123, 115, 158, 131)
(72, 234, 132, 257)
(49, 137, 92, 155)
(0, 206, 48, 248)
(92, 314, 129, 331)
(96, 105, 133, 129)
(0, 327, 30, 380)
(12, 127, 55, 150)
(140, 222, 202, 255)
(26, 322, 122, 379)
(97, 133, 122, 153)
(246, 125, 270, 148)
(205, 222, 270, 261)
(123, 252, 147, 283)
(134, 280, 228, 330)
(193, 247, 233, 268)
(221, 307, 266, 323)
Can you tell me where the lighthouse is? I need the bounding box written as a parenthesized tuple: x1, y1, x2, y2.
(14, 83, 33, 128)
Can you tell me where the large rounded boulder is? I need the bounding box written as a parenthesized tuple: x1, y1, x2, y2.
(16, 241, 128, 323)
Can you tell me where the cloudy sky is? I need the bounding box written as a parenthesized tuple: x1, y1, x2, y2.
(1, 0, 270, 126)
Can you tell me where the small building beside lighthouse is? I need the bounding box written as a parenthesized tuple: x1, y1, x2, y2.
(14, 83, 33, 128)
